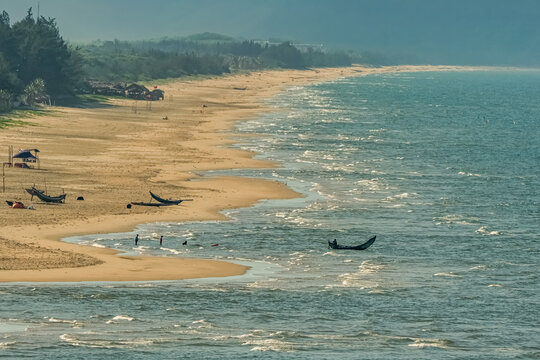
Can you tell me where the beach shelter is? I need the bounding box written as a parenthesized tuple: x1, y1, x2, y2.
(12, 148, 40, 169)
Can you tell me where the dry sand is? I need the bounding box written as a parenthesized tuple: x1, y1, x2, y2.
(0, 65, 483, 282)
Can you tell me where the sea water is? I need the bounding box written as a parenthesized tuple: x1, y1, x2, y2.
(1, 71, 539, 359)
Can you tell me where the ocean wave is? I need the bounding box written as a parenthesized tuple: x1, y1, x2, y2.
(241, 330, 295, 352)
(408, 338, 452, 349)
(435, 214, 479, 225)
(161, 247, 181, 255)
(47, 317, 81, 326)
(470, 265, 487, 271)
(355, 179, 383, 191)
(247, 339, 294, 352)
(191, 319, 214, 329)
(337, 261, 385, 288)
(60, 333, 158, 348)
(458, 171, 481, 177)
(434, 272, 461, 277)
(475, 226, 502, 236)
(106, 315, 134, 324)
(0, 341, 16, 349)
(382, 192, 417, 202)
(246, 278, 279, 289)
(322, 251, 339, 256)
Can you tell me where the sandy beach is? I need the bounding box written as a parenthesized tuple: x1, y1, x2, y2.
(0, 65, 481, 282)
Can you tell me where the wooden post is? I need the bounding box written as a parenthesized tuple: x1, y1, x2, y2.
(2, 163, 5, 193)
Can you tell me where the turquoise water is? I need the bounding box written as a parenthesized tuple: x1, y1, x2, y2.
(1, 71, 539, 359)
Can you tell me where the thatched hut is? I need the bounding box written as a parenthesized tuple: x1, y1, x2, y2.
(126, 84, 150, 100)
(148, 89, 165, 101)
(12, 148, 40, 169)
(87, 81, 126, 96)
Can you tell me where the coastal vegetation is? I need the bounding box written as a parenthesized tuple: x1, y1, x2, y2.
(0, 9, 81, 103)
(79, 35, 355, 82)
(0, 8, 358, 114)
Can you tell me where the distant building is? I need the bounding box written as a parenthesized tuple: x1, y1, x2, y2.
(126, 84, 150, 100)
(148, 89, 165, 101)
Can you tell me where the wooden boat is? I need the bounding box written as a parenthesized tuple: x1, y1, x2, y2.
(149, 191, 192, 205)
(25, 187, 44, 200)
(328, 236, 376, 250)
(30, 187, 66, 203)
(130, 201, 175, 207)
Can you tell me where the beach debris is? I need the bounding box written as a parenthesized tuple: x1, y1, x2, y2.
(77, 196, 84, 201)
(12, 201, 25, 209)
(126, 203, 132, 209)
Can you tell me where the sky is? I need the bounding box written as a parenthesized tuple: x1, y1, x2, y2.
(1, 0, 539, 65)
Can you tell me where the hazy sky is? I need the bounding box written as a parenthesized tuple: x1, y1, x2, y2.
(1, 0, 539, 65)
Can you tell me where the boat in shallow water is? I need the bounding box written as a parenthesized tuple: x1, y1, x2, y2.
(328, 236, 376, 250)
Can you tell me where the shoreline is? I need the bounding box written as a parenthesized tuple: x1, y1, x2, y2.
(0, 65, 493, 282)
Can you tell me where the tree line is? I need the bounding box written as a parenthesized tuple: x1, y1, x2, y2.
(0, 9, 362, 114)
(0, 9, 83, 112)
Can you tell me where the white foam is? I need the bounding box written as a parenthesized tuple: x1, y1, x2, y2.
(475, 226, 501, 236)
(162, 247, 180, 255)
(245, 338, 294, 352)
(106, 315, 134, 324)
(337, 261, 385, 288)
(60, 333, 156, 348)
(408, 338, 450, 349)
(458, 171, 481, 177)
(48, 317, 77, 324)
(434, 272, 461, 277)
(436, 214, 477, 225)
(191, 319, 214, 328)
(383, 192, 416, 202)
(470, 265, 487, 271)
(0, 341, 16, 349)
(322, 251, 338, 256)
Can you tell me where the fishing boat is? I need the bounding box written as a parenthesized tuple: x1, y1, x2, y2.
(130, 201, 175, 207)
(28, 187, 66, 203)
(328, 236, 376, 250)
(25, 187, 44, 200)
(149, 191, 192, 205)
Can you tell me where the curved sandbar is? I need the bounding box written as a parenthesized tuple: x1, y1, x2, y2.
(0, 65, 481, 282)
